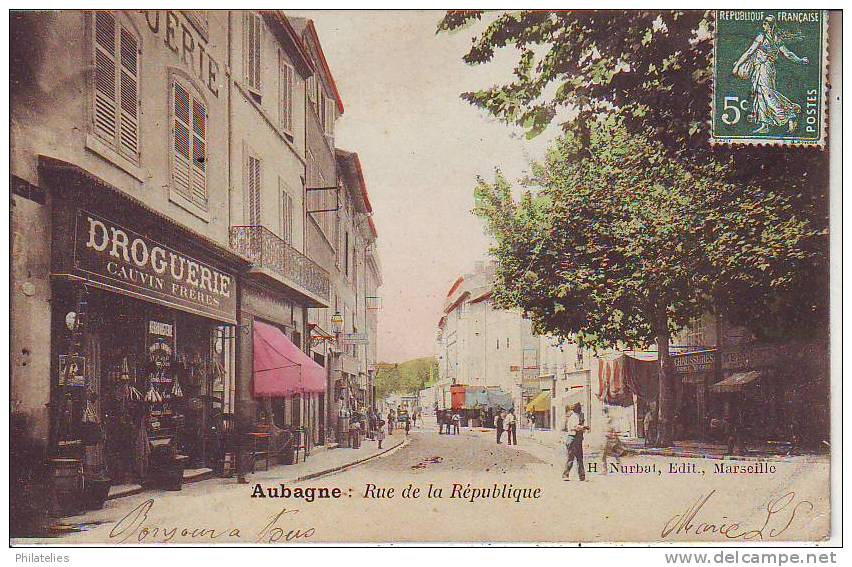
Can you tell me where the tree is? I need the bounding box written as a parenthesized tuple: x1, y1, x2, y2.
(474, 118, 818, 446)
(375, 357, 439, 401)
(439, 10, 829, 337)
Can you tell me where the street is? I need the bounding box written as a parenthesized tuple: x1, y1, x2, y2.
(20, 418, 829, 544)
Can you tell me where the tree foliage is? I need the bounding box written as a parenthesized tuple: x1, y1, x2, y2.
(375, 357, 438, 400)
(440, 9, 829, 340)
(474, 118, 820, 353)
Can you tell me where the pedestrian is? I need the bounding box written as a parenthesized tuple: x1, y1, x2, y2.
(376, 419, 386, 449)
(444, 411, 453, 435)
(505, 409, 517, 445)
(412, 410, 418, 428)
(387, 409, 395, 436)
(437, 409, 444, 434)
(496, 409, 505, 444)
(723, 401, 744, 456)
(562, 403, 589, 481)
(452, 412, 461, 435)
(643, 402, 657, 448)
(526, 413, 536, 437)
(600, 407, 624, 474)
(350, 411, 361, 449)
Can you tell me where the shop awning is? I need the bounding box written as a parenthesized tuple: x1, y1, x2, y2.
(253, 321, 326, 397)
(526, 391, 551, 413)
(710, 371, 761, 393)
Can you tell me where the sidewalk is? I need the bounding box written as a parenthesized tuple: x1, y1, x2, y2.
(488, 426, 827, 463)
(47, 433, 408, 533)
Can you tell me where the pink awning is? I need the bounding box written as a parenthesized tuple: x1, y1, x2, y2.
(253, 320, 326, 397)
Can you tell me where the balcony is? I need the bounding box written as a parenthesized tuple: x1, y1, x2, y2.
(230, 225, 330, 307)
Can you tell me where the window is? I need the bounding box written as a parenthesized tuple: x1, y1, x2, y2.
(92, 11, 139, 163)
(506, 337, 510, 348)
(278, 50, 294, 133)
(307, 75, 317, 113)
(246, 153, 261, 225)
(244, 11, 262, 96)
(686, 317, 707, 346)
(344, 231, 350, 276)
(324, 98, 335, 146)
(280, 179, 293, 244)
(172, 80, 207, 208)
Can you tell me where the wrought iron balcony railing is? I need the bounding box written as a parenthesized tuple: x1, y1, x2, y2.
(230, 225, 330, 303)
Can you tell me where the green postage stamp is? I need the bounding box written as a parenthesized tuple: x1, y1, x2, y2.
(712, 10, 828, 147)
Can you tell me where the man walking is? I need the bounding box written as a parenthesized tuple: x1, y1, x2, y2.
(452, 412, 461, 435)
(496, 409, 505, 444)
(600, 407, 624, 474)
(505, 409, 517, 445)
(563, 403, 588, 481)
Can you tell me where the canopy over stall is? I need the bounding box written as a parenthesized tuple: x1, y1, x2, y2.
(710, 371, 761, 393)
(253, 320, 326, 397)
(525, 391, 551, 413)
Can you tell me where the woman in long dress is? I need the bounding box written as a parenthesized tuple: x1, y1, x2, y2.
(732, 15, 810, 134)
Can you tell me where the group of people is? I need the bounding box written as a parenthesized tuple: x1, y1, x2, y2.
(384, 406, 420, 439)
(436, 410, 461, 435)
(494, 408, 518, 445)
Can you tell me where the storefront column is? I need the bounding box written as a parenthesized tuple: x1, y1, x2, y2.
(235, 311, 257, 429)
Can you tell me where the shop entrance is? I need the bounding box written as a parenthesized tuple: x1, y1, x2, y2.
(51, 284, 234, 485)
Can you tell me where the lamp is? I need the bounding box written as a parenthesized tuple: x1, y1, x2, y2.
(331, 311, 344, 334)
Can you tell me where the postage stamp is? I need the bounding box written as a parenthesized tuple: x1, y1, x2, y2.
(711, 10, 828, 147)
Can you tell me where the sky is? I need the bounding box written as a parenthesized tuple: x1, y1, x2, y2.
(292, 11, 556, 362)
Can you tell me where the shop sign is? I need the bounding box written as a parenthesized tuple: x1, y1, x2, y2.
(722, 344, 784, 371)
(672, 343, 783, 377)
(342, 332, 368, 345)
(673, 351, 715, 374)
(74, 210, 237, 323)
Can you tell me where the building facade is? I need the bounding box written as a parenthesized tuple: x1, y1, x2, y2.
(10, 10, 380, 498)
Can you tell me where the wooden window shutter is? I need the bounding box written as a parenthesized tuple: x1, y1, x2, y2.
(190, 97, 207, 205)
(93, 11, 118, 147)
(172, 80, 207, 207)
(281, 181, 293, 244)
(173, 82, 192, 200)
(93, 12, 139, 163)
(279, 53, 293, 132)
(118, 28, 139, 161)
(245, 12, 261, 92)
(247, 155, 261, 226)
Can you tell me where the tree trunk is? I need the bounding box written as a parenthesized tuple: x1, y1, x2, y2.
(655, 308, 675, 447)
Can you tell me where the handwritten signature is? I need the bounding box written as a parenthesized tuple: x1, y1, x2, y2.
(109, 499, 317, 543)
(662, 489, 814, 540)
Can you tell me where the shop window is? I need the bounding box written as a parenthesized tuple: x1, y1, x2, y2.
(246, 152, 262, 225)
(92, 10, 140, 164)
(244, 11, 263, 99)
(278, 50, 294, 134)
(171, 79, 208, 209)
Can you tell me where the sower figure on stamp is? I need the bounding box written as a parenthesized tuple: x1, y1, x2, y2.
(562, 402, 589, 481)
(732, 15, 810, 134)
